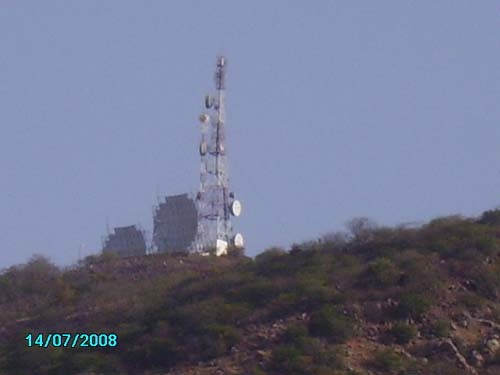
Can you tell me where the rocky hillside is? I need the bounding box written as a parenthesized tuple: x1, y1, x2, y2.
(2, 209, 500, 374)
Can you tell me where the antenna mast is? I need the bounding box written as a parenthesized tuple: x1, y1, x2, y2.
(194, 56, 243, 255)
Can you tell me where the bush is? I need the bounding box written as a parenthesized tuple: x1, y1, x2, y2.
(478, 209, 500, 225)
(423, 217, 500, 260)
(296, 273, 332, 308)
(388, 322, 417, 344)
(396, 250, 442, 292)
(268, 292, 302, 319)
(269, 328, 346, 375)
(311, 345, 345, 369)
(203, 323, 241, 357)
(284, 324, 309, 344)
(360, 257, 400, 288)
(473, 266, 500, 299)
(309, 306, 355, 344)
(270, 345, 310, 375)
(125, 337, 178, 370)
(459, 293, 484, 311)
(394, 292, 430, 319)
(346, 217, 378, 242)
(235, 278, 281, 307)
(431, 319, 450, 338)
(371, 349, 406, 373)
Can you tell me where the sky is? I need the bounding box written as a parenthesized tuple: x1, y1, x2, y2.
(1, 1, 500, 269)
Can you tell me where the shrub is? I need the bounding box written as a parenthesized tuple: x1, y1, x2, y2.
(296, 273, 332, 308)
(360, 257, 400, 288)
(473, 266, 500, 299)
(255, 248, 288, 276)
(371, 349, 406, 373)
(269, 345, 310, 375)
(125, 337, 178, 370)
(7, 254, 59, 296)
(459, 293, 484, 311)
(284, 324, 309, 344)
(309, 306, 355, 344)
(478, 209, 500, 225)
(203, 323, 241, 357)
(346, 217, 378, 242)
(269, 330, 346, 375)
(422, 217, 500, 260)
(321, 231, 349, 251)
(312, 345, 345, 369)
(431, 319, 450, 338)
(394, 292, 430, 319)
(388, 322, 417, 344)
(235, 278, 281, 307)
(268, 292, 302, 319)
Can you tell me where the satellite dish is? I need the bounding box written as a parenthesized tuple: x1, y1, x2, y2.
(233, 233, 244, 248)
(205, 95, 213, 109)
(216, 239, 228, 256)
(218, 144, 225, 154)
(199, 142, 207, 156)
(199, 113, 210, 124)
(230, 200, 242, 217)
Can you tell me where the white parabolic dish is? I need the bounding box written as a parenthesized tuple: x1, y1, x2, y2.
(233, 233, 244, 248)
(230, 200, 242, 217)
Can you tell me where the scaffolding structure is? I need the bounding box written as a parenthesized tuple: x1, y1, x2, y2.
(102, 225, 147, 257)
(152, 193, 198, 253)
(193, 56, 244, 255)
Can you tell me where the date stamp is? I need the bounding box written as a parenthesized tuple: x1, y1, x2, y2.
(25, 333, 118, 348)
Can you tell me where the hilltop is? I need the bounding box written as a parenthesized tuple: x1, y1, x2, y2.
(2, 210, 500, 374)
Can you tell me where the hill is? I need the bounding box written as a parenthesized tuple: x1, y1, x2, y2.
(3, 210, 500, 374)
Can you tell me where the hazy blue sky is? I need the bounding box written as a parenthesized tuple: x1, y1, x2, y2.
(1, 1, 500, 268)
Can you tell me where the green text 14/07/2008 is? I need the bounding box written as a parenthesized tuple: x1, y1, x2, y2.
(25, 333, 118, 348)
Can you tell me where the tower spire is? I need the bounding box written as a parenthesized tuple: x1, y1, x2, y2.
(194, 56, 243, 255)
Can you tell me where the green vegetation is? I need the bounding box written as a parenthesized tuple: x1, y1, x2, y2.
(359, 257, 400, 288)
(308, 306, 355, 343)
(269, 324, 345, 374)
(370, 349, 407, 374)
(430, 319, 450, 338)
(2, 209, 500, 373)
(394, 292, 431, 320)
(387, 322, 417, 344)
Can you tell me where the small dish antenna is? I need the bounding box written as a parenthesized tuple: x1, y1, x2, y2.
(233, 233, 244, 248)
(230, 200, 242, 217)
(205, 95, 214, 109)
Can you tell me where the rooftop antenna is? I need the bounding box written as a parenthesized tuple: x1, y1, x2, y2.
(78, 243, 85, 262)
(194, 56, 244, 255)
(105, 216, 110, 235)
(155, 183, 161, 204)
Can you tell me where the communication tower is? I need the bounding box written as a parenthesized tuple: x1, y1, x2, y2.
(194, 56, 243, 255)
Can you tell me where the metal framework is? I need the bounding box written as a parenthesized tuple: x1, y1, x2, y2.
(193, 56, 243, 255)
(102, 225, 147, 257)
(153, 193, 198, 253)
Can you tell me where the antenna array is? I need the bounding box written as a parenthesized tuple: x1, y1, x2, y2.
(194, 56, 243, 255)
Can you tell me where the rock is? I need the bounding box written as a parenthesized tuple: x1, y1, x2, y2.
(486, 339, 500, 353)
(470, 350, 484, 367)
(440, 339, 478, 375)
(256, 350, 271, 360)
